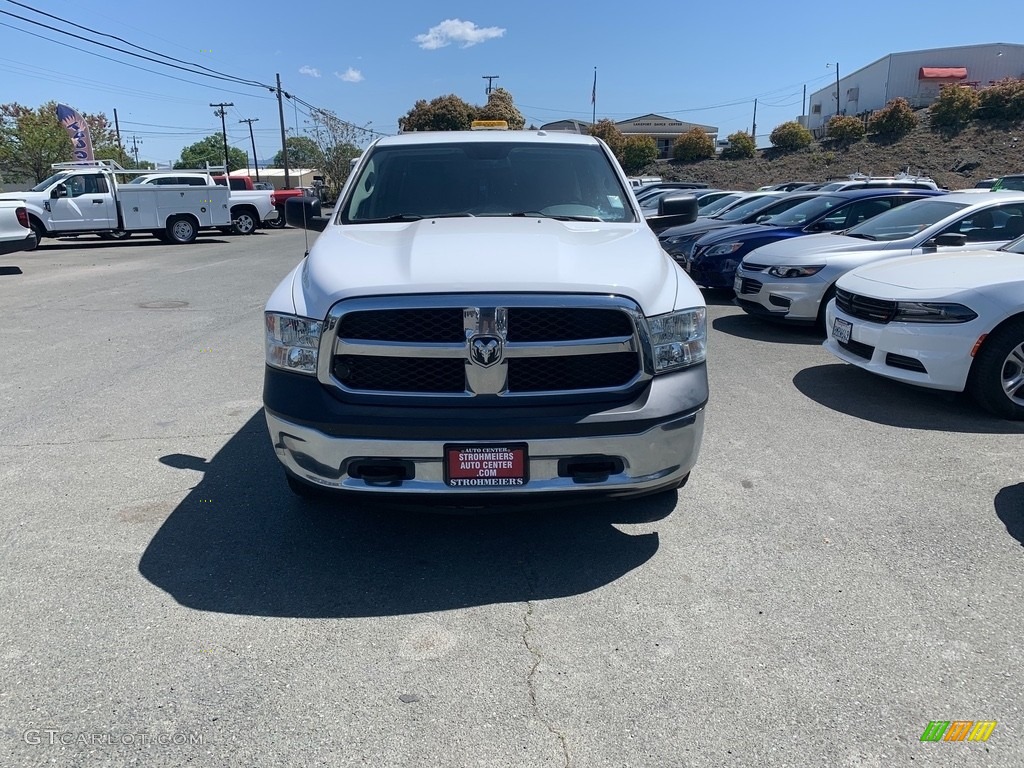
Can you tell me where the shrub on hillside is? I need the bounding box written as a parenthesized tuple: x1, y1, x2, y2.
(868, 98, 917, 137)
(929, 84, 980, 127)
(977, 77, 1024, 120)
(826, 115, 866, 142)
(619, 134, 659, 174)
(720, 131, 756, 159)
(587, 118, 625, 157)
(769, 121, 813, 150)
(672, 127, 715, 161)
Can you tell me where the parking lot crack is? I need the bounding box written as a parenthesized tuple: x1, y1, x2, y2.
(522, 599, 570, 767)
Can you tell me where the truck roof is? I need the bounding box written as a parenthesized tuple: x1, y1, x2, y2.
(378, 130, 603, 148)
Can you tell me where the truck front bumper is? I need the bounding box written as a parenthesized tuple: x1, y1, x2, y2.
(263, 365, 707, 500)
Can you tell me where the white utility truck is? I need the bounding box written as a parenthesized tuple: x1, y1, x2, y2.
(129, 170, 277, 235)
(0, 160, 232, 248)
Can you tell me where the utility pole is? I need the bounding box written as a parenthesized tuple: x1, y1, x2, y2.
(239, 118, 260, 181)
(113, 108, 122, 146)
(751, 98, 757, 139)
(482, 74, 499, 96)
(129, 135, 142, 165)
(802, 84, 807, 119)
(276, 73, 290, 188)
(210, 101, 234, 173)
(828, 62, 841, 116)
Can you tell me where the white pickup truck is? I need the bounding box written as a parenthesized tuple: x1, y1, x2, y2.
(0, 200, 36, 255)
(129, 172, 276, 235)
(265, 126, 708, 505)
(0, 161, 231, 248)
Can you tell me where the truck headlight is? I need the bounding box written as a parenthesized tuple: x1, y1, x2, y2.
(265, 313, 322, 374)
(767, 265, 825, 278)
(648, 308, 707, 373)
(892, 302, 977, 323)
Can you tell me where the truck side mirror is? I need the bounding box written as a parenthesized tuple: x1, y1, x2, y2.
(647, 194, 699, 234)
(51, 184, 68, 199)
(285, 196, 330, 232)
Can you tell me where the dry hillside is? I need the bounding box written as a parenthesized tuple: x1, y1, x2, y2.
(641, 117, 1024, 191)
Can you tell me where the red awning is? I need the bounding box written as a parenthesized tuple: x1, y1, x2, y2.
(919, 67, 968, 80)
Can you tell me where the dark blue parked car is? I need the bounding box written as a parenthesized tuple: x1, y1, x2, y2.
(682, 188, 946, 289)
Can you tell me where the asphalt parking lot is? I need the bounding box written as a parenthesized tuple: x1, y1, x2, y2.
(1, 228, 1022, 767)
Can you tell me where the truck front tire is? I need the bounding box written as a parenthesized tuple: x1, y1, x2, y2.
(166, 216, 198, 244)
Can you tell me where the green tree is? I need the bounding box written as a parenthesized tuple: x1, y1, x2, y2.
(0, 101, 128, 182)
(769, 120, 813, 151)
(672, 127, 715, 161)
(720, 130, 756, 159)
(304, 107, 374, 198)
(929, 84, 980, 127)
(174, 135, 247, 171)
(587, 118, 625, 157)
(977, 77, 1024, 120)
(476, 88, 526, 130)
(398, 94, 478, 132)
(271, 135, 325, 169)
(826, 114, 866, 142)
(868, 98, 917, 137)
(619, 135, 658, 173)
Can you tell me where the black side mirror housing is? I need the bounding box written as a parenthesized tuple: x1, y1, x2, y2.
(927, 232, 968, 248)
(285, 196, 330, 232)
(647, 194, 699, 234)
(51, 184, 67, 199)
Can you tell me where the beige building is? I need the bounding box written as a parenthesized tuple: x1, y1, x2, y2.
(539, 114, 718, 158)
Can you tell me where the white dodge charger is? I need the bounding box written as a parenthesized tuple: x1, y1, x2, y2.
(823, 234, 1024, 420)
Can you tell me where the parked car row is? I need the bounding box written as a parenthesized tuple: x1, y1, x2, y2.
(656, 178, 1024, 420)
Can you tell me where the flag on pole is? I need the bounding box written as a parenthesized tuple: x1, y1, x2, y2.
(56, 104, 95, 162)
(591, 69, 597, 106)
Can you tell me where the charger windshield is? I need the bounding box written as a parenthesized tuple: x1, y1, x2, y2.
(341, 142, 636, 224)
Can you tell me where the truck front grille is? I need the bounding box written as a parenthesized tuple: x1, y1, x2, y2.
(322, 295, 648, 399)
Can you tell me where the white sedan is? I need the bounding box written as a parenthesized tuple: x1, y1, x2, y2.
(823, 236, 1024, 419)
(0, 200, 36, 255)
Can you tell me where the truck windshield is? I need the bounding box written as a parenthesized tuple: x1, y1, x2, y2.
(341, 142, 635, 224)
(31, 172, 71, 192)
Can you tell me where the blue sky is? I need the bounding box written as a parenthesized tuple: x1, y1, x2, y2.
(1, 0, 1020, 165)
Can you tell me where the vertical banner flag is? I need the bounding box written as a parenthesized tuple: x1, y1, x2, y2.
(56, 104, 95, 162)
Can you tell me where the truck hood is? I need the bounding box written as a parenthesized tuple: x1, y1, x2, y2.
(291, 218, 689, 319)
(841, 250, 1024, 294)
(743, 232, 892, 263)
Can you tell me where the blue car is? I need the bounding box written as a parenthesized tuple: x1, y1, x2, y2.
(682, 188, 946, 289)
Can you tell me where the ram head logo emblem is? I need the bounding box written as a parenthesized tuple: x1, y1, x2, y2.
(470, 336, 502, 367)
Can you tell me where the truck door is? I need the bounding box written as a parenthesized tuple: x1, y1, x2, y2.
(50, 173, 114, 230)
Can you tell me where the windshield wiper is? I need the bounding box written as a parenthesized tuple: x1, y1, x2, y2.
(510, 211, 602, 222)
(362, 212, 476, 223)
(844, 232, 877, 240)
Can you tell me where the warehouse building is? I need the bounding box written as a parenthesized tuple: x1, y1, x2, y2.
(539, 114, 717, 159)
(804, 42, 1024, 132)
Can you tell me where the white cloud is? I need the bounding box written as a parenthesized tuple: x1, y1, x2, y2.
(334, 68, 364, 83)
(298, 65, 321, 78)
(414, 19, 505, 50)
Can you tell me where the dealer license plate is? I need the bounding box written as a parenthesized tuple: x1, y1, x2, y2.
(444, 444, 528, 488)
(833, 318, 852, 344)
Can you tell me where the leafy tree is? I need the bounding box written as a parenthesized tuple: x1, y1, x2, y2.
(174, 135, 247, 171)
(720, 130, 755, 159)
(826, 114, 866, 142)
(868, 98, 917, 137)
(0, 101, 128, 182)
(476, 88, 526, 130)
(929, 84, 980, 127)
(587, 118, 624, 157)
(271, 135, 325, 169)
(977, 77, 1024, 120)
(398, 94, 478, 132)
(672, 127, 715, 161)
(304, 107, 375, 198)
(769, 120, 812, 151)
(619, 135, 658, 173)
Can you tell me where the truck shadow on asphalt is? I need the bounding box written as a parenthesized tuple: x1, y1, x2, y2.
(995, 483, 1024, 547)
(138, 411, 675, 618)
(37, 238, 230, 250)
(793, 364, 1024, 434)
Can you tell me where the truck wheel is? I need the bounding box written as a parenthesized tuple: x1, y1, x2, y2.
(286, 472, 325, 500)
(968, 318, 1024, 420)
(27, 220, 45, 251)
(230, 208, 257, 235)
(265, 206, 287, 229)
(166, 216, 198, 244)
